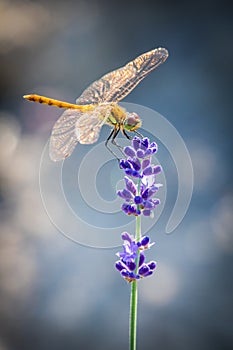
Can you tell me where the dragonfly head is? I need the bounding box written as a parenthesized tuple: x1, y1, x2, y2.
(124, 112, 142, 132)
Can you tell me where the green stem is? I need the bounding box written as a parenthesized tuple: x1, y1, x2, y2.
(130, 280, 138, 350)
(135, 211, 141, 242)
(129, 176, 141, 350)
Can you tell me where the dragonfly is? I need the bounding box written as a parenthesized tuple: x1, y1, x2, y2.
(23, 47, 168, 161)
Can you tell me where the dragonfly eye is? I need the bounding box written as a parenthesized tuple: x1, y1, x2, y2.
(124, 113, 142, 131)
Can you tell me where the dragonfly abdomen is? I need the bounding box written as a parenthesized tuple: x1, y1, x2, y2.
(23, 94, 95, 111)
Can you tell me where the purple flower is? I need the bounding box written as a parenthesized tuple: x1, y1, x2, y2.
(118, 137, 162, 217)
(123, 136, 158, 160)
(118, 176, 161, 216)
(115, 232, 156, 282)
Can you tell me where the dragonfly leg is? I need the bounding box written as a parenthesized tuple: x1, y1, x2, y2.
(123, 128, 144, 139)
(105, 128, 122, 161)
(134, 130, 144, 138)
(111, 128, 126, 157)
(122, 129, 133, 140)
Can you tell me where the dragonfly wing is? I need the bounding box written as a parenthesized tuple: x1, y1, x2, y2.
(49, 109, 82, 161)
(76, 105, 112, 144)
(76, 47, 168, 104)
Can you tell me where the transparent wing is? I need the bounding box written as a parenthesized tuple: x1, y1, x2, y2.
(49, 109, 82, 161)
(76, 104, 112, 144)
(49, 105, 112, 161)
(76, 47, 168, 105)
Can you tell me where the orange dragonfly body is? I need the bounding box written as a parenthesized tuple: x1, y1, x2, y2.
(24, 47, 168, 161)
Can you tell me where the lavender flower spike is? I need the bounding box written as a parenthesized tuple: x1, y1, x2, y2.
(118, 136, 162, 217)
(115, 233, 157, 282)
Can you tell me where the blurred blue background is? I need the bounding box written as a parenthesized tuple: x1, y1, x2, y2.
(0, 0, 232, 349)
